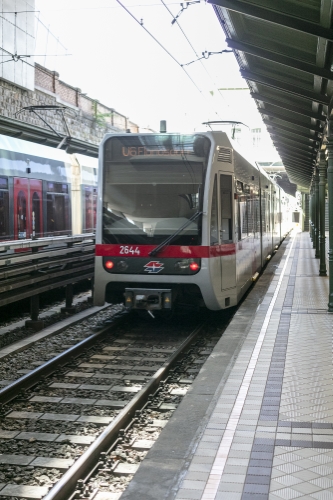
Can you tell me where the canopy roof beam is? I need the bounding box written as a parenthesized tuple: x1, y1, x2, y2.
(269, 131, 320, 149)
(241, 69, 330, 105)
(263, 120, 322, 141)
(258, 108, 323, 133)
(227, 39, 333, 79)
(209, 0, 333, 40)
(252, 93, 326, 121)
(272, 137, 317, 153)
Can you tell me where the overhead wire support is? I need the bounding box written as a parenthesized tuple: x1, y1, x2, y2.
(182, 49, 233, 66)
(171, 1, 201, 25)
(116, 0, 180, 66)
(161, 0, 199, 57)
(160, 0, 230, 111)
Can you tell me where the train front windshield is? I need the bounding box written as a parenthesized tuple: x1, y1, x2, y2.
(102, 134, 210, 246)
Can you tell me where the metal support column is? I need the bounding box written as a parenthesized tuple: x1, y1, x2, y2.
(61, 283, 76, 314)
(319, 151, 327, 275)
(31, 294, 39, 321)
(326, 119, 333, 311)
(25, 294, 45, 331)
(315, 167, 320, 257)
(310, 186, 314, 241)
(312, 181, 317, 249)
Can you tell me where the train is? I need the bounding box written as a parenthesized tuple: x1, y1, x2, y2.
(93, 131, 295, 314)
(0, 135, 98, 242)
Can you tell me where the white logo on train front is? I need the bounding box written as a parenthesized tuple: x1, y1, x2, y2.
(144, 261, 164, 273)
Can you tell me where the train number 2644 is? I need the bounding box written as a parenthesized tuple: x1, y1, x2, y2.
(119, 246, 141, 255)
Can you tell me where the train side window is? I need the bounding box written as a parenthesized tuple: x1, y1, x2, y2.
(83, 186, 97, 233)
(239, 196, 248, 239)
(210, 175, 218, 245)
(247, 194, 253, 235)
(261, 190, 266, 233)
(220, 174, 232, 242)
(254, 195, 260, 235)
(46, 182, 71, 236)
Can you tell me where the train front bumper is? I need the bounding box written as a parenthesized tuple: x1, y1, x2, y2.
(124, 288, 172, 310)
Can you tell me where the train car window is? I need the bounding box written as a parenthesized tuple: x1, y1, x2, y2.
(239, 195, 248, 239)
(220, 174, 232, 242)
(0, 177, 8, 189)
(47, 182, 69, 194)
(84, 186, 97, 233)
(254, 196, 260, 235)
(292, 211, 300, 223)
(261, 190, 266, 233)
(247, 195, 254, 235)
(210, 175, 218, 245)
(236, 180, 243, 194)
(46, 181, 71, 236)
(17, 190, 27, 239)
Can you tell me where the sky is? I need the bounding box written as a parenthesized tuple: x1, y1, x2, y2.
(33, 0, 277, 156)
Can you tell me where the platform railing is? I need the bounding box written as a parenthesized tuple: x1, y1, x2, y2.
(0, 234, 95, 330)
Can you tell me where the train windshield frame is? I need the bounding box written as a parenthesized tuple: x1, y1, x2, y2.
(102, 134, 211, 246)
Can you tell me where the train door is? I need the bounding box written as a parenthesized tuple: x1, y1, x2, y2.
(30, 179, 43, 238)
(219, 173, 235, 290)
(14, 178, 43, 239)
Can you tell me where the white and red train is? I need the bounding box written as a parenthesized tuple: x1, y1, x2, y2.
(0, 135, 97, 241)
(93, 131, 295, 313)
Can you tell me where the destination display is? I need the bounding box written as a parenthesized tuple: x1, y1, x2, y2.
(104, 134, 211, 162)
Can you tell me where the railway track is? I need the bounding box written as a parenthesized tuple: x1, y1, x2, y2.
(0, 308, 232, 500)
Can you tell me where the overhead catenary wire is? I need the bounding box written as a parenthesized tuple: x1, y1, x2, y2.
(115, 0, 204, 94)
(160, 0, 229, 109)
(115, 0, 225, 119)
(31, 3, 181, 12)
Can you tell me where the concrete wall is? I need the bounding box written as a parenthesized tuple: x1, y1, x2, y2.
(0, 63, 139, 145)
(0, 0, 35, 90)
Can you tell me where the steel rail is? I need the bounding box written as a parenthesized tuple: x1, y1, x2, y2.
(43, 322, 205, 500)
(0, 245, 95, 271)
(0, 310, 128, 406)
(0, 234, 95, 253)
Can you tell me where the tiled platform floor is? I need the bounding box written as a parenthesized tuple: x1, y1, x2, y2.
(175, 232, 333, 500)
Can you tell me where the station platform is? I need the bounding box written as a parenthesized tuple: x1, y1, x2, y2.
(122, 231, 333, 500)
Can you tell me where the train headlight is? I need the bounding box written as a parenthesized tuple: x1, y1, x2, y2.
(116, 260, 128, 271)
(174, 259, 200, 273)
(175, 259, 190, 270)
(105, 260, 114, 270)
(189, 262, 200, 272)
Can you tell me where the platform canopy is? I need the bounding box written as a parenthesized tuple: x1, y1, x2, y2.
(209, 0, 333, 191)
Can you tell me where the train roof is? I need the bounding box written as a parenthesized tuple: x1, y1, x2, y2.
(75, 153, 98, 169)
(0, 135, 71, 163)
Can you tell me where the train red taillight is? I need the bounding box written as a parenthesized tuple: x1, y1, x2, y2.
(189, 262, 200, 272)
(105, 260, 114, 269)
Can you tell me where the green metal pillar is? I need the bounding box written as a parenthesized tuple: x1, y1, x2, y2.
(319, 151, 327, 276)
(313, 182, 317, 247)
(315, 167, 320, 257)
(310, 185, 314, 241)
(327, 119, 333, 311)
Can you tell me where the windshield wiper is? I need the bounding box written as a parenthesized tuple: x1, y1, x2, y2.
(149, 211, 202, 257)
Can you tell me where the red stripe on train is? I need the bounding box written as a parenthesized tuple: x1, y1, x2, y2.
(95, 244, 236, 258)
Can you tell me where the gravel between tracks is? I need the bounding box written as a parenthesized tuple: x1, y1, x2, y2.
(0, 304, 124, 382)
